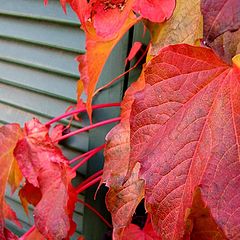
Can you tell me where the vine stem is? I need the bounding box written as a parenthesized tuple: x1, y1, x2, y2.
(19, 225, 36, 240)
(71, 145, 105, 172)
(93, 44, 149, 96)
(77, 198, 112, 229)
(54, 117, 121, 143)
(76, 175, 102, 194)
(69, 144, 105, 164)
(45, 102, 120, 126)
(77, 170, 103, 191)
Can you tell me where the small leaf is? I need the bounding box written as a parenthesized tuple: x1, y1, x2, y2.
(19, 181, 42, 216)
(133, 0, 176, 23)
(125, 42, 143, 66)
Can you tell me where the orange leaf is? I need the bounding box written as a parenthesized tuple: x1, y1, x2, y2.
(0, 124, 22, 238)
(77, 12, 139, 121)
(130, 44, 240, 239)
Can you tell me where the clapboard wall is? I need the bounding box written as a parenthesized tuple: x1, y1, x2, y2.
(0, 0, 130, 239)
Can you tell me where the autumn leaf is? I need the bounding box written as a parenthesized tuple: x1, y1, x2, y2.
(208, 29, 240, 64)
(19, 181, 42, 216)
(201, 0, 240, 43)
(8, 158, 23, 194)
(130, 44, 240, 239)
(77, 12, 139, 121)
(201, 0, 240, 64)
(0, 124, 22, 239)
(146, 0, 202, 60)
(121, 222, 161, 240)
(102, 74, 145, 187)
(125, 41, 143, 66)
(102, 75, 145, 239)
(14, 118, 76, 240)
(106, 163, 145, 240)
(133, 0, 175, 23)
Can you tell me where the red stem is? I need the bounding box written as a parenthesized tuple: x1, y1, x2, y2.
(19, 225, 36, 240)
(71, 145, 105, 172)
(76, 170, 103, 191)
(93, 45, 149, 96)
(45, 102, 120, 126)
(77, 198, 112, 229)
(54, 117, 121, 143)
(76, 175, 102, 193)
(69, 144, 105, 164)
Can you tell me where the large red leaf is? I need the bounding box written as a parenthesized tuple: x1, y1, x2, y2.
(14, 118, 76, 240)
(130, 44, 240, 239)
(0, 124, 22, 239)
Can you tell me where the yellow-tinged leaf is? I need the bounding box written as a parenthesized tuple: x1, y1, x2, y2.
(0, 124, 22, 237)
(8, 158, 23, 194)
(146, 0, 203, 60)
(233, 54, 240, 69)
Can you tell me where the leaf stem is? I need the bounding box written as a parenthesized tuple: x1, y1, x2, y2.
(71, 145, 105, 172)
(76, 175, 102, 193)
(93, 45, 149, 96)
(45, 102, 121, 126)
(77, 198, 112, 229)
(69, 144, 105, 164)
(54, 117, 121, 142)
(76, 170, 103, 191)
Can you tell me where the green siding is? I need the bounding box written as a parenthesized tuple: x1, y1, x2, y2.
(0, 0, 86, 239)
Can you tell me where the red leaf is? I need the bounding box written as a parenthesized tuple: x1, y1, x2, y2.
(133, 0, 176, 23)
(122, 223, 161, 240)
(88, 0, 136, 39)
(19, 181, 42, 216)
(0, 124, 22, 239)
(14, 118, 76, 240)
(4, 228, 18, 240)
(49, 124, 64, 143)
(130, 44, 240, 239)
(201, 0, 240, 43)
(125, 42, 143, 66)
